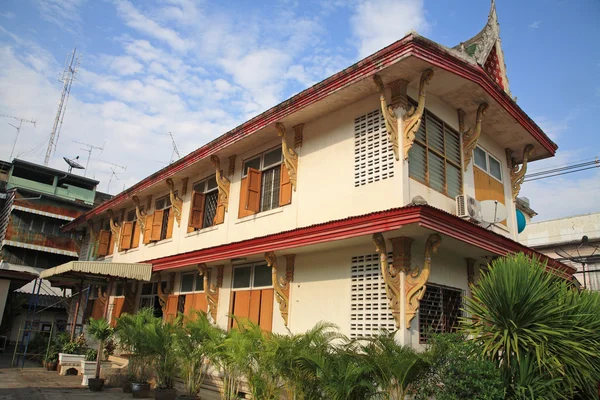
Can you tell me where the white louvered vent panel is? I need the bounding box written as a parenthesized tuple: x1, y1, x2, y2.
(354, 109, 395, 187)
(350, 253, 396, 339)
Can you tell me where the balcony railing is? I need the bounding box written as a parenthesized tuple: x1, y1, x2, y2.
(4, 226, 80, 254)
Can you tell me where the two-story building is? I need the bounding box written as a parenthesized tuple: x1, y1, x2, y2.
(58, 2, 574, 348)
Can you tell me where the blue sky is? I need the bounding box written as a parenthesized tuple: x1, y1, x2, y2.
(0, 0, 598, 221)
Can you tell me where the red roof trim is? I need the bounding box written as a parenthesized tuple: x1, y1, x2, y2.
(149, 205, 575, 277)
(64, 34, 556, 230)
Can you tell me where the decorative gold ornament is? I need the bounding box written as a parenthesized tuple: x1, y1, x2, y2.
(265, 251, 291, 326)
(390, 236, 414, 273)
(156, 271, 175, 313)
(275, 123, 299, 191)
(87, 220, 99, 259)
(293, 124, 304, 149)
(166, 178, 184, 226)
(181, 177, 189, 197)
(228, 155, 236, 177)
(506, 144, 534, 200)
(405, 233, 441, 329)
(132, 195, 147, 230)
(146, 195, 153, 211)
(198, 264, 221, 323)
(210, 155, 231, 213)
(402, 69, 434, 160)
(107, 209, 121, 252)
(373, 233, 401, 328)
(285, 254, 295, 282)
(389, 79, 409, 109)
(460, 103, 489, 171)
(373, 74, 400, 161)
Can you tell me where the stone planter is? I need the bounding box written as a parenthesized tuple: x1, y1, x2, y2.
(58, 353, 85, 376)
(80, 360, 112, 386)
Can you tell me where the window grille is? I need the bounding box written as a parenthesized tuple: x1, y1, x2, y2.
(408, 108, 462, 198)
(160, 208, 170, 240)
(354, 108, 395, 187)
(418, 284, 463, 343)
(350, 253, 396, 339)
(261, 166, 281, 212)
(203, 191, 219, 228)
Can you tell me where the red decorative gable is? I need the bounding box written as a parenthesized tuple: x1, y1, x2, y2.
(484, 45, 504, 89)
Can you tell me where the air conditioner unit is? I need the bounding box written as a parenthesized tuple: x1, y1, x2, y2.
(456, 194, 482, 223)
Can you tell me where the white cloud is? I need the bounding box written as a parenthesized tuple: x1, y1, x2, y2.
(36, 0, 85, 31)
(0, 11, 16, 19)
(105, 55, 144, 76)
(351, 0, 429, 58)
(529, 21, 541, 29)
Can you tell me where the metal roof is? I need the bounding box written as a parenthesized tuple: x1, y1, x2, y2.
(39, 261, 153, 284)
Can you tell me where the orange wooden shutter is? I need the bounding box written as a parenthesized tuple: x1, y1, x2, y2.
(151, 209, 164, 241)
(91, 299, 104, 320)
(248, 290, 261, 325)
(110, 297, 125, 327)
(164, 295, 179, 322)
(214, 204, 225, 225)
(143, 213, 153, 244)
(246, 168, 262, 214)
(230, 291, 251, 329)
(131, 221, 141, 248)
(259, 289, 274, 332)
(97, 230, 111, 256)
(189, 192, 205, 230)
(107, 230, 115, 255)
(120, 222, 134, 250)
(238, 177, 251, 218)
(166, 208, 174, 239)
(279, 165, 292, 206)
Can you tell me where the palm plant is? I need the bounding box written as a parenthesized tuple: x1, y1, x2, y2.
(115, 308, 155, 383)
(144, 314, 180, 391)
(87, 317, 113, 380)
(360, 331, 427, 400)
(462, 253, 600, 399)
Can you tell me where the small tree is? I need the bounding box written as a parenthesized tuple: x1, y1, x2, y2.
(115, 308, 155, 383)
(87, 317, 113, 380)
(145, 314, 180, 391)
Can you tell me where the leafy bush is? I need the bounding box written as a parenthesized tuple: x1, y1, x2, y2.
(413, 333, 504, 400)
(62, 333, 87, 354)
(85, 348, 97, 362)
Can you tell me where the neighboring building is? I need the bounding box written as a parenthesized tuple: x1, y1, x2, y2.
(0, 158, 110, 340)
(520, 212, 600, 291)
(61, 1, 573, 352)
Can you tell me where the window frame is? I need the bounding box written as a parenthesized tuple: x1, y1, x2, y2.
(474, 146, 503, 183)
(241, 146, 283, 213)
(408, 105, 463, 199)
(191, 175, 219, 230)
(231, 262, 273, 291)
(179, 271, 206, 294)
(418, 283, 463, 344)
(154, 193, 174, 241)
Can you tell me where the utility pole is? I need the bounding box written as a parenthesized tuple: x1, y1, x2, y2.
(45, 47, 81, 166)
(1, 115, 36, 161)
(72, 140, 104, 177)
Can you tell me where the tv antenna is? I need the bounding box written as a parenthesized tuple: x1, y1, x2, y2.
(555, 236, 600, 290)
(95, 159, 126, 193)
(168, 132, 180, 164)
(63, 156, 85, 173)
(107, 166, 121, 194)
(1, 115, 36, 161)
(72, 140, 104, 177)
(44, 47, 81, 166)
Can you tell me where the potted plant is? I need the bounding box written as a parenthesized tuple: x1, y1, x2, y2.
(146, 315, 180, 400)
(86, 317, 114, 391)
(116, 308, 154, 398)
(45, 346, 59, 371)
(58, 334, 87, 375)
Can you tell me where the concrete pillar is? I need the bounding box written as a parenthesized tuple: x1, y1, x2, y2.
(0, 279, 11, 326)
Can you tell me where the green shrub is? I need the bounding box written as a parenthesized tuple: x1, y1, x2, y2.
(85, 348, 97, 362)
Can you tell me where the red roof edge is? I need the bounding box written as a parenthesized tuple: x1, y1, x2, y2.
(63, 34, 557, 230)
(148, 205, 575, 278)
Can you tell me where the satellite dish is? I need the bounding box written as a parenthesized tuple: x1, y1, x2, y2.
(63, 156, 84, 173)
(480, 200, 508, 225)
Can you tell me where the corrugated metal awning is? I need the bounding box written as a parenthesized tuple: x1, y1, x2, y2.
(39, 261, 153, 282)
(12, 205, 75, 221)
(2, 240, 79, 257)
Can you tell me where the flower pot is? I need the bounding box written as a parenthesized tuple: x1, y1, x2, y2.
(49, 361, 58, 371)
(131, 382, 151, 398)
(154, 388, 177, 400)
(122, 380, 133, 393)
(88, 378, 105, 391)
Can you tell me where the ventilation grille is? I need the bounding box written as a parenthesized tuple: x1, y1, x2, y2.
(350, 253, 396, 339)
(419, 284, 463, 343)
(354, 109, 395, 187)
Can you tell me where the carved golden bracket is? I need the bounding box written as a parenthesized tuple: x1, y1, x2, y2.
(210, 155, 231, 213)
(373, 74, 400, 161)
(285, 254, 295, 282)
(198, 264, 222, 323)
(402, 69, 434, 160)
(265, 251, 291, 326)
(405, 233, 441, 329)
(146, 195, 153, 211)
(87, 220, 99, 259)
(181, 177, 189, 197)
(466, 258, 476, 287)
(293, 124, 304, 149)
(275, 123, 299, 191)
(132, 196, 147, 230)
(228, 155, 236, 177)
(106, 209, 121, 252)
(97, 285, 108, 309)
(165, 178, 184, 226)
(390, 236, 414, 273)
(459, 103, 489, 171)
(156, 271, 175, 313)
(506, 144, 534, 200)
(389, 79, 409, 109)
(373, 233, 400, 328)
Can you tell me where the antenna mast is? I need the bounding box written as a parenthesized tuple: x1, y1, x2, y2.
(72, 140, 104, 177)
(44, 47, 81, 166)
(1, 115, 36, 161)
(96, 159, 126, 193)
(168, 132, 181, 164)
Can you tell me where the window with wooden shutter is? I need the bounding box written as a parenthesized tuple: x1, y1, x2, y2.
(279, 164, 292, 206)
(97, 230, 111, 256)
(165, 208, 174, 239)
(143, 213, 153, 244)
(189, 192, 205, 231)
(131, 221, 140, 248)
(107, 229, 115, 256)
(230, 263, 274, 331)
(151, 209, 163, 241)
(419, 284, 463, 343)
(246, 167, 262, 214)
(408, 107, 462, 199)
(120, 222, 134, 250)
